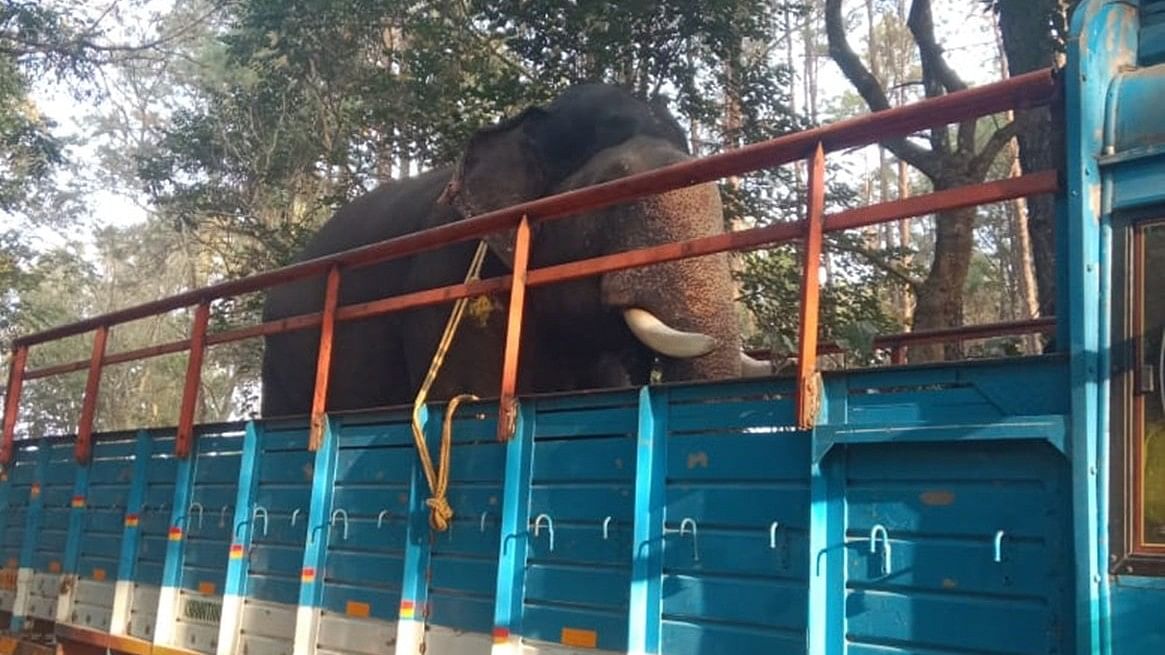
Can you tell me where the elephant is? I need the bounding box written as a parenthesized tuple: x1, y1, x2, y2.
(259, 82, 769, 418)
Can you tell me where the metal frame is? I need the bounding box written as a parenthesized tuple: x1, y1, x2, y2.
(0, 69, 1061, 466)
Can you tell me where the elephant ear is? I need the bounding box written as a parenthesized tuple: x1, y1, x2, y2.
(438, 106, 551, 267)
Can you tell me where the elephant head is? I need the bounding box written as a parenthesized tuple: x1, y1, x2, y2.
(438, 84, 770, 384)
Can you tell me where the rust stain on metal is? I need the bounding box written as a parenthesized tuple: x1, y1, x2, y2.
(942, 578, 958, 589)
(920, 489, 956, 506)
(687, 451, 709, 469)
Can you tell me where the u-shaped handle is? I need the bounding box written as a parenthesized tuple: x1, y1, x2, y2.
(377, 510, 391, 529)
(993, 530, 1006, 563)
(869, 524, 891, 575)
(532, 514, 555, 551)
(331, 509, 349, 541)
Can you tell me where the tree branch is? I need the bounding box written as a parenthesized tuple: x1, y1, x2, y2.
(824, 0, 943, 180)
(971, 115, 1025, 178)
(906, 0, 975, 156)
(829, 238, 923, 290)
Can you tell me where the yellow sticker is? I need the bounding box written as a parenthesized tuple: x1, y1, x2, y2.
(345, 601, 371, 618)
(561, 627, 597, 648)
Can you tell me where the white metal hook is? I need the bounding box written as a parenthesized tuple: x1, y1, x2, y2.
(219, 505, 231, 528)
(291, 508, 301, 527)
(769, 521, 781, 549)
(377, 510, 391, 529)
(603, 516, 614, 540)
(680, 518, 699, 561)
(993, 530, 1006, 563)
(532, 513, 555, 551)
(253, 506, 268, 537)
(480, 512, 489, 533)
(331, 509, 349, 541)
(186, 502, 204, 530)
(869, 524, 891, 574)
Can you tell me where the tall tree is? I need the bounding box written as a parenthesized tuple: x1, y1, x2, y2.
(825, 0, 1023, 361)
(989, 0, 1079, 320)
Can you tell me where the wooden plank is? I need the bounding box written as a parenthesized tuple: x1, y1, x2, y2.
(309, 266, 341, 451)
(0, 345, 29, 465)
(796, 144, 826, 430)
(498, 216, 532, 442)
(175, 301, 210, 459)
(75, 325, 109, 464)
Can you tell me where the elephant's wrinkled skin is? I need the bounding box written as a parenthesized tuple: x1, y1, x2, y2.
(260, 83, 764, 418)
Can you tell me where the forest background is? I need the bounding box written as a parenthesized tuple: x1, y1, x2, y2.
(0, 0, 1075, 435)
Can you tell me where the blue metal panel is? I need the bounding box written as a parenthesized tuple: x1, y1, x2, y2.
(425, 400, 506, 636)
(520, 390, 639, 651)
(179, 428, 243, 596)
(12, 439, 51, 631)
(243, 423, 313, 607)
(31, 441, 75, 573)
(134, 436, 178, 588)
(320, 414, 414, 621)
(1, 440, 38, 570)
(840, 441, 1073, 655)
(1109, 577, 1165, 654)
(1067, 4, 1140, 654)
(658, 380, 809, 655)
(74, 435, 136, 583)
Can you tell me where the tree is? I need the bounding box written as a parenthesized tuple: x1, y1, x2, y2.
(988, 0, 1079, 320)
(825, 0, 1024, 361)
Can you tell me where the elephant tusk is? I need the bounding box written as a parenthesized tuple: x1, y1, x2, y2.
(740, 352, 774, 377)
(623, 308, 717, 359)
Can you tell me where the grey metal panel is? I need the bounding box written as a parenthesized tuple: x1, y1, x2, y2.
(128, 584, 160, 641)
(315, 613, 398, 655)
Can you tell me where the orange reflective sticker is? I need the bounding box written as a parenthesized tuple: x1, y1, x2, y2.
(345, 601, 371, 618)
(561, 627, 597, 648)
(48, 561, 61, 573)
(198, 581, 215, 595)
(92, 568, 106, 581)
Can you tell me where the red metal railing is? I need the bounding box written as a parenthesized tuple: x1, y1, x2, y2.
(0, 68, 1061, 464)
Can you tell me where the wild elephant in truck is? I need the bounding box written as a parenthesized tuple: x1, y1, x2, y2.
(259, 82, 768, 418)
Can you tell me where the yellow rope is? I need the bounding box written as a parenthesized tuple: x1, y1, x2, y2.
(411, 240, 490, 532)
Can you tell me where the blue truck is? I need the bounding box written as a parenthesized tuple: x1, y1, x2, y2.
(0, 1, 1164, 654)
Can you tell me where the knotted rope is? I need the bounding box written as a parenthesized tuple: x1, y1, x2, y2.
(410, 240, 490, 532)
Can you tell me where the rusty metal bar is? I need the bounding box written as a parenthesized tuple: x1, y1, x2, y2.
(175, 302, 210, 459)
(1, 345, 29, 465)
(745, 317, 1056, 361)
(795, 145, 826, 430)
(498, 217, 533, 442)
(17, 171, 1059, 384)
(12, 69, 1058, 350)
(74, 326, 109, 464)
(308, 267, 342, 451)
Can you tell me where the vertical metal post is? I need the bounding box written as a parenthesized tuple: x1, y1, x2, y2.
(395, 407, 442, 655)
(176, 302, 210, 459)
(627, 387, 667, 654)
(489, 401, 535, 652)
(56, 449, 91, 624)
(293, 414, 340, 655)
(808, 377, 846, 655)
(309, 266, 342, 452)
(75, 326, 109, 464)
(1, 345, 29, 466)
(498, 216, 533, 442)
(217, 421, 263, 655)
(110, 430, 151, 636)
(154, 439, 198, 647)
(796, 143, 826, 430)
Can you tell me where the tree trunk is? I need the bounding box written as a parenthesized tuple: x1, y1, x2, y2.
(995, 0, 1077, 319)
(911, 201, 976, 362)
